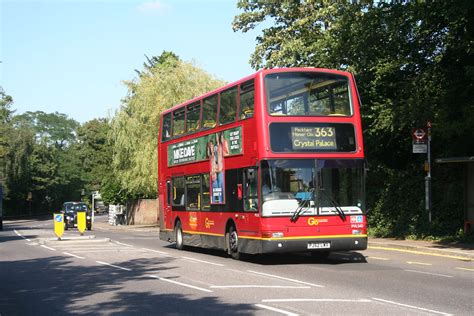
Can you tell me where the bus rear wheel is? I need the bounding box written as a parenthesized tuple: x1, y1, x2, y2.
(227, 225, 240, 260)
(175, 221, 184, 250)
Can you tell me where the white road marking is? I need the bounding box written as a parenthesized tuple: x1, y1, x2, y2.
(29, 223, 51, 228)
(255, 304, 299, 316)
(113, 241, 133, 247)
(25, 238, 31, 242)
(369, 256, 389, 261)
(211, 285, 310, 289)
(404, 269, 453, 278)
(73, 249, 146, 253)
(407, 261, 432, 266)
(372, 297, 453, 316)
(14, 230, 25, 239)
(41, 245, 56, 251)
(247, 270, 324, 288)
(141, 248, 172, 256)
(147, 275, 213, 293)
(96, 261, 132, 271)
(262, 298, 372, 303)
(455, 267, 474, 272)
(63, 252, 85, 259)
(182, 256, 224, 267)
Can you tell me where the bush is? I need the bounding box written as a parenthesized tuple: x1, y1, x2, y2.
(366, 162, 464, 240)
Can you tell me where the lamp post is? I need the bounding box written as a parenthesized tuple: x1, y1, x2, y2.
(91, 191, 96, 224)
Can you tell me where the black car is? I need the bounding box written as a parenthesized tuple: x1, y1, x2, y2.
(62, 202, 92, 230)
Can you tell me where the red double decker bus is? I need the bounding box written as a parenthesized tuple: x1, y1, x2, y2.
(158, 68, 367, 259)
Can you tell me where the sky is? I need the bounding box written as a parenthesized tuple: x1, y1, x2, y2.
(1, 0, 259, 123)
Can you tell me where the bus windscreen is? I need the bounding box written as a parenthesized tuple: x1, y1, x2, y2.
(265, 72, 352, 116)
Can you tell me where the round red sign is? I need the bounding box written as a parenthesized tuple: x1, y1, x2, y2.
(413, 129, 426, 139)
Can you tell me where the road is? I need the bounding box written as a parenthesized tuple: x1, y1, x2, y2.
(1, 216, 473, 315)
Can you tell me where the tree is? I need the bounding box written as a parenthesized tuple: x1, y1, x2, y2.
(109, 51, 225, 199)
(3, 123, 35, 212)
(76, 118, 112, 191)
(0, 87, 14, 181)
(4, 111, 84, 213)
(233, 0, 474, 237)
(13, 111, 79, 148)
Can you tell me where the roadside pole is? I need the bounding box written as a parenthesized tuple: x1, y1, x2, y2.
(92, 191, 95, 224)
(426, 121, 432, 223)
(0, 185, 3, 230)
(412, 121, 432, 223)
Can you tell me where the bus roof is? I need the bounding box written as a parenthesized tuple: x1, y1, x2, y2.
(161, 67, 352, 115)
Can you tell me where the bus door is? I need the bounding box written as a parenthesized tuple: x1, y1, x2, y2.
(165, 179, 172, 228)
(237, 168, 260, 235)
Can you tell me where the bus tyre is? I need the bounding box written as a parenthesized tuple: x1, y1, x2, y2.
(175, 221, 184, 250)
(227, 225, 240, 260)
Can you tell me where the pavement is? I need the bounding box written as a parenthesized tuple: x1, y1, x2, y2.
(93, 220, 474, 261)
(369, 237, 474, 261)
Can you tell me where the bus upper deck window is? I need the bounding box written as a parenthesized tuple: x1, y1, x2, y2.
(172, 108, 186, 136)
(219, 87, 238, 125)
(162, 113, 172, 141)
(202, 95, 217, 129)
(239, 80, 255, 119)
(186, 101, 201, 133)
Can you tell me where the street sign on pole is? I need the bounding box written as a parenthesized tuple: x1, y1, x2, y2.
(412, 128, 428, 154)
(412, 123, 432, 223)
(413, 143, 428, 153)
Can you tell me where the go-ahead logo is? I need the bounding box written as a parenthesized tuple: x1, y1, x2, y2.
(307, 217, 319, 226)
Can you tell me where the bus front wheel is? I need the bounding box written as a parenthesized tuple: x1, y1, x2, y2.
(227, 225, 240, 260)
(175, 221, 184, 250)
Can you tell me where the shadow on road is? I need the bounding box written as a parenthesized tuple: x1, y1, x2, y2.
(164, 244, 367, 265)
(0, 255, 257, 315)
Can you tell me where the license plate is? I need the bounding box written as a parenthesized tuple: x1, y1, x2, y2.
(307, 242, 331, 249)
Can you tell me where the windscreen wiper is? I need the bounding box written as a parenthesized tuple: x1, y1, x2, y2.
(319, 189, 346, 222)
(290, 198, 311, 223)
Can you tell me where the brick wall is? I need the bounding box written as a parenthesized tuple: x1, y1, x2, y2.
(126, 199, 159, 225)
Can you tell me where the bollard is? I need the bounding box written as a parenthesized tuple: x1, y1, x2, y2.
(54, 213, 64, 240)
(77, 211, 86, 235)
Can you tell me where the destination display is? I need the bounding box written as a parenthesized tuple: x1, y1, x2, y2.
(270, 123, 356, 153)
(291, 126, 337, 150)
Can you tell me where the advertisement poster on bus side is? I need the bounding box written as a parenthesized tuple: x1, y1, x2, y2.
(167, 126, 243, 204)
(167, 126, 242, 167)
